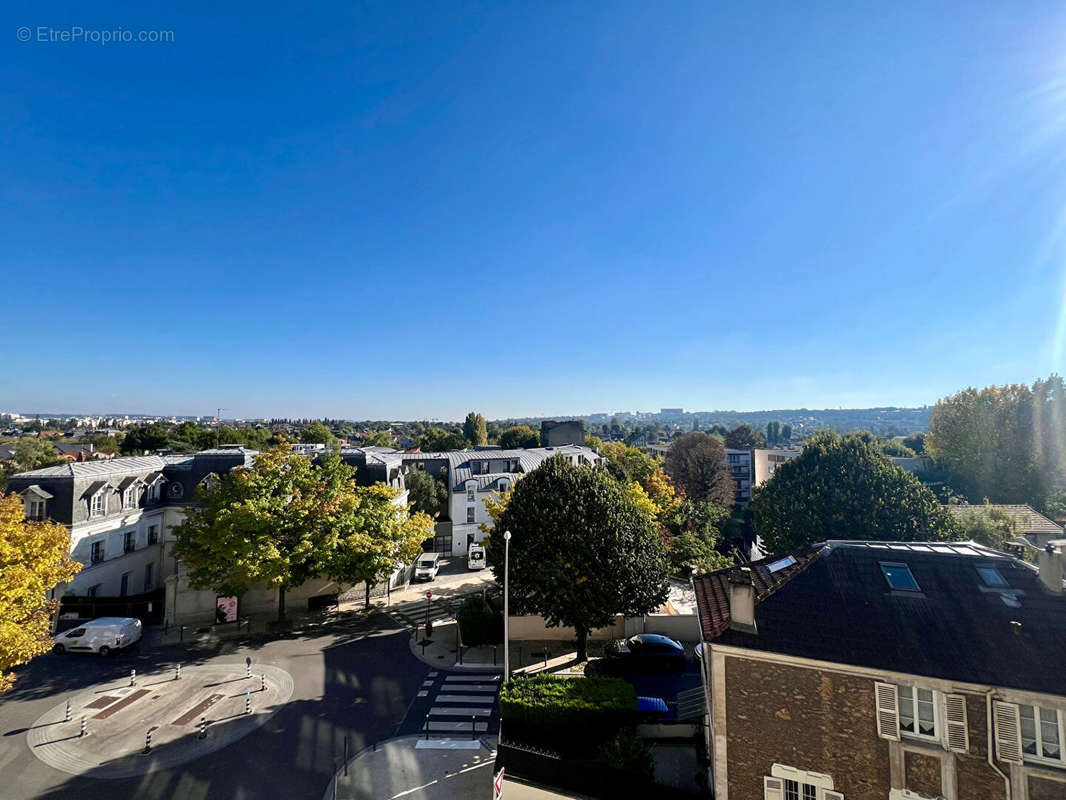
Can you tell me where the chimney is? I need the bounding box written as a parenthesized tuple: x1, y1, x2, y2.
(728, 567, 757, 634)
(1038, 541, 1065, 595)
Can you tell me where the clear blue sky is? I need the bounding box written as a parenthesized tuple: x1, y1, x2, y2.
(3, 2, 1066, 420)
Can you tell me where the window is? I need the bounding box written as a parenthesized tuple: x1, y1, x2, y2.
(27, 499, 46, 520)
(144, 562, 155, 592)
(880, 562, 919, 591)
(147, 483, 158, 502)
(1020, 704, 1063, 763)
(87, 585, 100, 598)
(467, 489, 475, 503)
(124, 487, 138, 508)
(764, 765, 840, 800)
(467, 507, 476, 524)
(124, 531, 136, 553)
(90, 492, 106, 517)
(147, 524, 159, 545)
(90, 540, 105, 563)
(784, 781, 818, 800)
(66, 628, 86, 638)
(976, 566, 1008, 587)
(119, 572, 130, 597)
(899, 686, 937, 739)
(768, 555, 797, 573)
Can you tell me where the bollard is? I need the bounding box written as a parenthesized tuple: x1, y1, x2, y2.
(64, 700, 71, 722)
(471, 715, 477, 740)
(175, 663, 181, 681)
(260, 674, 265, 692)
(246, 657, 252, 679)
(493, 645, 497, 666)
(180, 625, 185, 642)
(343, 734, 349, 776)
(80, 716, 87, 738)
(245, 688, 251, 715)
(198, 716, 207, 740)
(543, 648, 548, 667)
(142, 728, 152, 755)
(130, 668, 136, 687)
(424, 721, 429, 740)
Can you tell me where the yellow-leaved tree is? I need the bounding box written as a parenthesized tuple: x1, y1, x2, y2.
(0, 493, 81, 691)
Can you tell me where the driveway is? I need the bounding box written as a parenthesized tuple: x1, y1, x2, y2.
(0, 613, 427, 800)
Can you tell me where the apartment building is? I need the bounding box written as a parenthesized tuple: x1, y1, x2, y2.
(400, 445, 601, 555)
(7, 446, 256, 599)
(753, 447, 802, 487)
(693, 539, 1066, 800)
(726, 448, 753, 505)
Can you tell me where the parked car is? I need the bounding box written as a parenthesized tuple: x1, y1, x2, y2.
(413, 551, 442, 582)
(589, 633, 687, 674)
(53, 617, 142, 656)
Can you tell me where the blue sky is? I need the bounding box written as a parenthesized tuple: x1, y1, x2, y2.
(3, 2, 1066, 420)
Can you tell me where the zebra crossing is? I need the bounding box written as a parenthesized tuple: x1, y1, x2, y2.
(401, 670, 501, 741)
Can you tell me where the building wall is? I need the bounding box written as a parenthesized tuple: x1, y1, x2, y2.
(540, 420, 584, 447)
(717, 654, 1013, 800)
(752, 448, 801, 486)
(507, 614, 625, 641)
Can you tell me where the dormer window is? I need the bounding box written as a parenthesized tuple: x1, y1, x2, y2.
(147, 483, 158, 502)
(124, 487, 139, 509)
(90, 493, 106, 517)
(26, 499, 46, 521)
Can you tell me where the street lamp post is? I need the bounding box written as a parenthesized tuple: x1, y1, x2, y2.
(503, 530, 511, 681)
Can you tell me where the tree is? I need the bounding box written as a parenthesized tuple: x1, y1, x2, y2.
(12, 438, 62, 472)
(598, 441, 657, 485)
(325, 483, 434, 608)
(120, 425, 169, 454)
(781, 424, 792, 442)
(880, 438, 916, 458)
(485, 456, 669, 661)
(663, 433, 733, 506)
(418, 427, 469, 452)
(175, 449, 350, 621)
(0, 493, 81, 691)
(724, 424, 766, 450)
(361, 430, 394, 448)
(301, 420, 338, 446)
(952, 501, 1022, 553)
(463, 412, 488, 446)
(498, 425, 540, 449)
(902, 433, 926, 454)
(407, 469, 448, 518)
(751, 430, 960, 553)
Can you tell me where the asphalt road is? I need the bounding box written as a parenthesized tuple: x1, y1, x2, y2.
(0, 612, 428, 800)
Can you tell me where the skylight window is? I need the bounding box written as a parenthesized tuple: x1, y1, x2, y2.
(767, 555, 797, 573)
(976, 566, 1008, 587)
(881, 562, 920, 591)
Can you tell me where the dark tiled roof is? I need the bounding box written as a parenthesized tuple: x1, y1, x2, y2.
(693, 540, 1066, 695)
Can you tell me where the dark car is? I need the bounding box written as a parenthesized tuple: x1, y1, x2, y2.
(589, 633, 687, 674)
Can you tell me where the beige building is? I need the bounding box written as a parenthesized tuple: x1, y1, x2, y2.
(753, 447, 801, 487)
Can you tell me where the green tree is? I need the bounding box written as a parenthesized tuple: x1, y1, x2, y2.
(175, 449, 352, 621)
(952, 501, 1021, 553)
(361, 430, 394, 448)
(0, 493, 81, 691)
(663, 433, 733, 506)
(463, 412, 488, 446)
(724, 424, 766, 450)
(902, 433, 926, 454)
(301, 420, 338, 446)
(325, 483, 434, 608)
(418, 427, 469, 452)
(880, 438, 917, 458)
(12, 438, 63, 472)
(498, 425, 540, 449)
(406, 468, 449, 518)
(485, 456, 669, 661)
(598, 441, 657, 485)
(752, 430, 960, 553)
(120, 425, 169, 454)
(781, 424, 792, 442)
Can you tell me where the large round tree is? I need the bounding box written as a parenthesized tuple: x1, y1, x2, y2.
(486, 455, 669, 661)
(663, 432, 733, 506)
(751, 430, 960, 553)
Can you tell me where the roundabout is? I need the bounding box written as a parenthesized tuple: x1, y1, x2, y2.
(26, 661, 294, 779)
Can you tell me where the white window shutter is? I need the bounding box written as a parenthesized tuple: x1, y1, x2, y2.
(823, 792, 844, 800)
(944, 694, 969, 754)
(875, 682, 900, 741)
(764, 776, 784, 800)
(993, 701, 1023, 764)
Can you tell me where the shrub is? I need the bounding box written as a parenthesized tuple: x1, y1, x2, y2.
(599, 730, 654, 780)
(500, 674, 638, 755)
(457, 594, 503, 645)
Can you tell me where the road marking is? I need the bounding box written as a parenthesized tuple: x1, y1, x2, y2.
(437, 685, 497, 693)
(93, 689, 150, 719)
(426, 721, 488, 732)
(428, 707, 491, 717)
(436, 695, 495, 704)
(171, 693, 224, 726)
(444, 675, 499, 683)
(416, 691, 428, 697)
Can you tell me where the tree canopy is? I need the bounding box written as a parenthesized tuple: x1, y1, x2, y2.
(418, 426, 469, 452)
(0, 493, 81, 691)
(463, 412, 488, 446)
(300, 420, 339, 445)
(120, 425, 170, 454)
(724, 424, 766, 450)
(11, 438, 63, 472)
(406, 468, 448, 518)
(663, 433, 733, 506)
(498, 425, 540, 449)
(751, 430, 959, 553)
(485, 456, 669, 661)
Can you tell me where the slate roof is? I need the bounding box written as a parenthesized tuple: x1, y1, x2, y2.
(693, 540, 1066, 695)
(12, 455, 170, 479)
(946, 504, 1063, 535)
(400, 445, 599, 490)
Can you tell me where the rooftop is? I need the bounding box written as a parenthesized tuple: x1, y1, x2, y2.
(693, 540, 1066, 695)
(946, 503, 1063, 535)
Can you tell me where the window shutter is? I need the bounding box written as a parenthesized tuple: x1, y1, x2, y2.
(993, 701, 1022, 764)
(944, 694, 969, 754)
(823, 792, 844, 800)
(875, 682, 900, 741)
(763, 776, 784, 800)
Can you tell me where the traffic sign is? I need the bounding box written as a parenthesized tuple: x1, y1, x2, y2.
(493, 767, 505, 799)
(425, 591, 432, 600)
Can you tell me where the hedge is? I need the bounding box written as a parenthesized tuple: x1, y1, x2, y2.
(457, 594, 503, 645)
(500, 674, 638, 756)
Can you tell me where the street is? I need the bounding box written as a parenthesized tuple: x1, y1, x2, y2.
(0, 612, 428, 800)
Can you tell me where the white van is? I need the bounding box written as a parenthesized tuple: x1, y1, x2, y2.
(53, 617, 142, 656)
(413, 552, 442, 582)
(467, 544, 486, 571)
